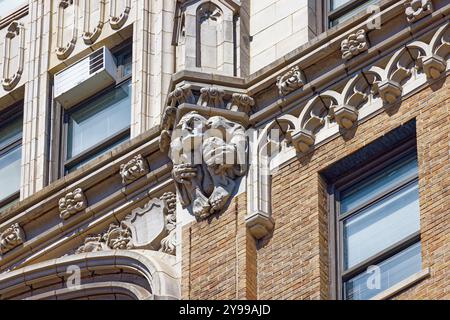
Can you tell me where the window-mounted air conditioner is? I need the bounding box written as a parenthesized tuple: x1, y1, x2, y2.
(54, 46, 117, 109)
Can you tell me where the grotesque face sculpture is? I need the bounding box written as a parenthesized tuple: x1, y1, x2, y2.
(120, 154, 149, 184)
(170, 111, 247, 219)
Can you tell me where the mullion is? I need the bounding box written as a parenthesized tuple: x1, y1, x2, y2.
(338, 176, 419, 221)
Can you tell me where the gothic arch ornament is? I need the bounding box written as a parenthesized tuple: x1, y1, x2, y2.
(56, 0, 79, 60)
(82, 0, 106, 45)
(109, 0, 131, 30)
(1, 21, 25, 91)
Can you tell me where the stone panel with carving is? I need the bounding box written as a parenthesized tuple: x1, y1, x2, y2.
(0, 223, 25, 255)
(119, 154, 149, 185)
(341, 30, 368, 60)
(58, 188, 87, 220)
(276, 66, 306, 96)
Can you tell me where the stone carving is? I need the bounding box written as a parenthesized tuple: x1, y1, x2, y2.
(82, 0, 106, 44)
(58, 188, 87, 220)
(120, 154, 149, 185)
(230, 93, 255, 114)
(341, 30, 368, 60)
(333, 105, 359, 129)
(198, 87, 225, 109)
(377, 79, 403, 104)
(0, 223, 25, 255)
(74, 193, 176, 254)
(421, 55, 446, 79)
(167, 84, 195, 108)
(170, 111, 247, 219)
(2, 21, 25, 91)
(159, 192, 177, 255)
(110, 0, 131, 30)
(276, 66, 306, 96)
(56, 0, 79, 60)
(405, 0, 433, 23)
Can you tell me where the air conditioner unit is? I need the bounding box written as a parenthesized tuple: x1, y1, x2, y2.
(54, 47, 117, 109)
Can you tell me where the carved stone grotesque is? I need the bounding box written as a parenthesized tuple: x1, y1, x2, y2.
(58, 188, 87, 220)
(199, 87, 225, 109)
(160, 192, 177, 255)
(170, 111, 247, 219)
(276, 66, 306, 96)
(120, 154, 149, 185)
(103, 222, 133, 250)
(230, 93, 255, 114)
(404, 0, 433, 23)
(0, 223, 25, 255)
(341, 30, 368, 60)
(75, 235, 106, 254)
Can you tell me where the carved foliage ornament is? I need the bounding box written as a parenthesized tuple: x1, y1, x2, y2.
(58, 188, 87, 220)
(170, 111, 247, 219)
(0, 223, 25, 255)
(276, 66, 306, 96)
(341, 30, 368, 60)
(405, 0, 433, 23)
(2, 21, 25, 91)
(120, 154, 149, 185)
(75, 192, 177, 255)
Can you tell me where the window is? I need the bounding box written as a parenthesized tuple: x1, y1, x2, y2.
(0, 107, 22, 209)
(329, 141, 422, 300)
(327, 0, 378, 28)
(63, 46, 132, 174)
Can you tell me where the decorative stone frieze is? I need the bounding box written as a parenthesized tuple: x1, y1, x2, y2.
(2, 21, 25, 91)
(109, 0, 131, 30)
(230, 93, 255, 114)
(58, 188, 87, 220)
(103, 222, 133, 250)
(404, 0, 433, 23)
(167, 84, 195, 107)
(0, 223, 25, 255)
(276, 66, 306, 96)
(198, 87, 225, 109)
(119, 154, 149, 185)
(170, 111, 248, 219)
(341, 30, 368, 60)
(159, 192, 177, 255)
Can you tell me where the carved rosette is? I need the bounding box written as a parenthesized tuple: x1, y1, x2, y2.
(276, 66, 306, 96)
(404, 0, 433, 23)
(2, 21, 25, 91)
(119, 154, 149, 185)
(341, 30, 368, 60)
(58, 188, 87, 220)
(0, 223, 25, 255)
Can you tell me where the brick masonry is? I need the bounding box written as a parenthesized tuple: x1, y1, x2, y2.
(182, 75, 450, 300)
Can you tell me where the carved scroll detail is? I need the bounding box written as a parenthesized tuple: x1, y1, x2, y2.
(109, 0, 131, 30)
(56, 0, 79, 60)
(2, 21, 25, 91)
(82, 0, 106, 44)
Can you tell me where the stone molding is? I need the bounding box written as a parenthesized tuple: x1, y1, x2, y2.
(1, 21, 25, 91)
(0, 223, 25, 255)
(56, 0, 79, 60)
(82, 0, 106, 44)
(58, 188, 87, 220)
(109, 0, 131, 30)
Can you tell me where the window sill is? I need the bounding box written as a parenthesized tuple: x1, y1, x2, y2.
(370, 268, 430, 300)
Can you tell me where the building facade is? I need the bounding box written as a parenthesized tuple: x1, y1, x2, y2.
(0, 0, 448, 300)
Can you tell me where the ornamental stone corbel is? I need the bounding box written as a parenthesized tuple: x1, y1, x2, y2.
(0, 223, 25, 255)
(276, 66, 306, 96)
(377, 79, 403, 104)
(341, 30, 368, 60)
(333, 105, 359, 129)
(58, 188, 87, 220)
(167, 84, 195, 108)
(230, 93, 255, 114)
(404, 0, 433, 23)
(420, 55, 446, 80)
(287, 128, 315, 153)
(119, 154, 149, 185)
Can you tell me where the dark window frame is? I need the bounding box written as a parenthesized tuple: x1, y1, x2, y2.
(0, 102, 23, 208)
(59, 43, 132, 175)
(328, 139, 421, 300)
(325, 0, 377, 28)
